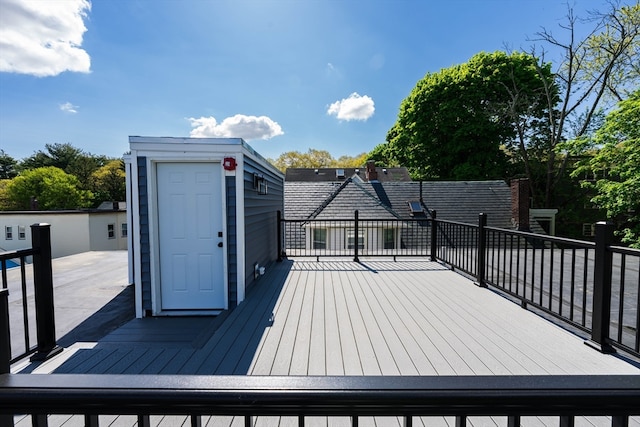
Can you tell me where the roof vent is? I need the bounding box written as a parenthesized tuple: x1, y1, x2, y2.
(314, 169, 319, 174)
(336, 169, 345, 179)
(355, 169, 360, 174)
(383, 168, 388, 174)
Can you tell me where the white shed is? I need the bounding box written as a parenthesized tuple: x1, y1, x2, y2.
(125, 137, 284, 318)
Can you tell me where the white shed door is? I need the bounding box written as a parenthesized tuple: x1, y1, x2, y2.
(156, 162, 225, 311)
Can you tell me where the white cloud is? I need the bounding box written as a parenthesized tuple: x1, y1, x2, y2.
(59, 102, 78, 113)
(188, 114, 284, 140)
(327, 92, 375, 121)
(0, 0, 91, 77)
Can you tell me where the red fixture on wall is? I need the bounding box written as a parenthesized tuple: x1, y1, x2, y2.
(223, 157, 237, 171)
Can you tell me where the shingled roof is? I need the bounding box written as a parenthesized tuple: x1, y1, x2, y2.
(284, 179, 515, 228)
(285, 166, 411, 182)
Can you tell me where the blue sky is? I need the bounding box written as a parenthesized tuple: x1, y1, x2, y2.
(0, 0, 612, 162)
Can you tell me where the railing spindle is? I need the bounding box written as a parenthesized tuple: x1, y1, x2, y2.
(559, 415, 574, 427)
(507, 415, 520, 427)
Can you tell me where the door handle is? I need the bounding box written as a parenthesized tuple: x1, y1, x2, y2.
(218, 242, 223, 247)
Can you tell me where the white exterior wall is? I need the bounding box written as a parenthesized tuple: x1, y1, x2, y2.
(89, 212, 128, 251)
(0, 211, 127, 258)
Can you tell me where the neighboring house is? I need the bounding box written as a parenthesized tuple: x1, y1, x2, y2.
(284, 167, 542, 254)
(125, 137, 283, 318)
(285, 163, 411, 182)
(0, 205, 127, 259)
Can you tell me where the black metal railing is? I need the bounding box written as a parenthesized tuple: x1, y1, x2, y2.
(0, 224, 61, 368)
(1, 374, 639, 427)
(279, 212, 640, 358)
(280, 211, 432, 261)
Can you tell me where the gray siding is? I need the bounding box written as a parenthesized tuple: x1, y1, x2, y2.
(243, 156, 284, 290)
(137, 157, 152, 312)
(226, 176, 238, 307)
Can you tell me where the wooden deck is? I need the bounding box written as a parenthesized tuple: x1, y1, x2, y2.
(13, 258, 640, 426)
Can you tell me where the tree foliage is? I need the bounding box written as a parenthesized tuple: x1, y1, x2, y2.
(529, 1, 640, 206)
(269, 149, 367, 172)
(91, 159, 127, 203)
(19, 143, 110, 189)
(0, 150, 18, 179)
(573, 90, 640, 247)
(5, 167, 93, 210)
(376, 51, 553, 181)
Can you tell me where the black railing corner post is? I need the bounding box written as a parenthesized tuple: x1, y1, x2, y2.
(277, 210, 283, 262)
(1, 288, 10, 374)
(354, 210, 360, 262)
(430, 210, 437, 262)
(476, 213, 487, 288)
(30, 223, 62, 362)
(585, 220, 616, 354)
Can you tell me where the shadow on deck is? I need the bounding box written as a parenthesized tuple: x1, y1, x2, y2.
(26, 260, 293, 375)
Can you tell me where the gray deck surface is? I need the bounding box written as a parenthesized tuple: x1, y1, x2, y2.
(6, 250, 132, 361)
(10, 256, 640, 427)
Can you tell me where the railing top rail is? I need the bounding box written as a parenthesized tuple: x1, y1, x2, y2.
(1, 374, 639, 416)
(609, 244, 640, 256)
(0, 248, 36, 260)
(484, 226, 597, 248)
(282, 217, 432, 223)
(433, 219, 479, 228)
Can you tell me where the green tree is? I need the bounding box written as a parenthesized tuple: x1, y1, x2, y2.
(573, 90, 640, 247)
(377, 51, 553, 181)
(4, 166, 93, 210)
(335, 152, 368, 168)
(0, 150, 18, 179)
(529, 2, 640, 207)
(91, 159, 126, 203)
(19, 143, 110, 189)
(0, 180, 10, 210)
(270, 149, 335, 172)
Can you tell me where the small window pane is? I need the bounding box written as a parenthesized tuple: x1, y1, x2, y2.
(313, 228, 327, 249)
(5, 226, 13, 240)
(346, 229, 364, 249)
(383, 228, 395, 249)
(18, 226, 26, 240)
(121, 223, 128, 238)
(108, 224, 115, 239)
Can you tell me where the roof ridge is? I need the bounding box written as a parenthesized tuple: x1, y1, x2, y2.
(306, 178, 353, 219)
(350, 180, 403, 219)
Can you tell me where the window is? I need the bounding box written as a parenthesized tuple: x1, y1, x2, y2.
(121, 223, 128, 238)
(18, 226, 26, 240)
(383, 228, 396, 249)
(312, 228, 327, 249)
(108, 224, 115, 239)
(407, 200, 424, 216)
(346, 229, 364, 250)
(582, 223, 595, 237)
(5, 226, 12, 240)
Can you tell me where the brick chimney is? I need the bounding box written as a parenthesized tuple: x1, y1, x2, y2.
(365, 161, 378, 181)
(511, 178, 530, 231)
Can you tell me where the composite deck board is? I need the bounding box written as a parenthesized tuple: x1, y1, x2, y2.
(25, 259, 640, 427)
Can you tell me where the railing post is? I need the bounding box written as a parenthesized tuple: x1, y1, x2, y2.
(430, 210, 437, 261)
(30, 223, 62, 361)
(277, 210, 283, 262)
(1, 288, 10, 374)
(0, 289, 13, 427)
(476, 213, 487, 288)
(354, 210, 360, 262)
(585, 221, 616, 353)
